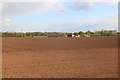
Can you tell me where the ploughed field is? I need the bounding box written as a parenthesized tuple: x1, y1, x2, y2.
(2, 37, 118, 78)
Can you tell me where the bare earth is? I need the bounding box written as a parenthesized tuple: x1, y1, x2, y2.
(2, 37, 118, 78)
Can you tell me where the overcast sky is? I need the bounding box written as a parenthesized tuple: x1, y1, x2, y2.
(1, 0, 118, 32)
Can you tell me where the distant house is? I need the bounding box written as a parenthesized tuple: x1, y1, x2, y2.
(67, 34, 80, 37)
(83, 34, 90, 37)
(74, 35, 80, 37)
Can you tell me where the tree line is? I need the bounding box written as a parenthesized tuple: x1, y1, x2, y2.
(1, 30, 120, 37)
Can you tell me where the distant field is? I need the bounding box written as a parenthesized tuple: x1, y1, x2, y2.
(2, 37, 118, 78)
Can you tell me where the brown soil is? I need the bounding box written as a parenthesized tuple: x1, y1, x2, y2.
(2, 37, 118, 78)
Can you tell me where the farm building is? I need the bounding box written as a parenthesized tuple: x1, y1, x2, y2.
(83, 34, 90, 37)
(67, 34, 80, 37)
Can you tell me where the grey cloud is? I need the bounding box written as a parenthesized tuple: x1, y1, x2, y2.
(67, 2, 94, 11)
(3, 2, 50, 16)
(2, 1, 65, 16)
(2, 1, 117, 17)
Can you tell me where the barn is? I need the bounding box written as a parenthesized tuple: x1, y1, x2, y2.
(67, 34, 74, 37)
(67, 34, 80, 37)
